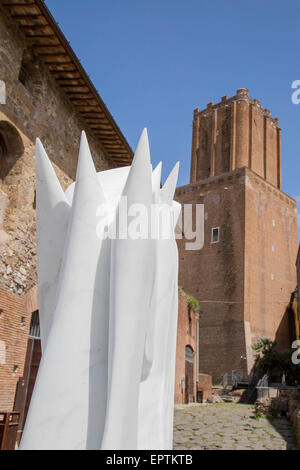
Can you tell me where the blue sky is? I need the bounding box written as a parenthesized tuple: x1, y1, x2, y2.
(46, 0, 300, 197)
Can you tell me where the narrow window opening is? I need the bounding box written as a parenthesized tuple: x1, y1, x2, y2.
(211, 227, 220, 244)
(188, 309, 192, 335)
(29, 310, 40, 339)
(18, 61, 29, 87)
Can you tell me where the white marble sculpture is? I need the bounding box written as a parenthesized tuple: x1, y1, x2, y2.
(20, 129, 181, 450)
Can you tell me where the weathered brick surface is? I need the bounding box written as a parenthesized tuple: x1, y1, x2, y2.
(0, 6, 118, 411)
(176, 169, 247, 382)
(0, 288, 29, 411)
(174, 289, 198, 404)
(244, 169, 298, 367)
(198, 374, 212, 401)
(190, 89, 282, 189)
(0, 6, 115, 296)
(177, 91, 298, 383)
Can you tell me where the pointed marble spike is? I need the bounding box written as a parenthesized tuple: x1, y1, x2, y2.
(122, 128, 152, 204)
(132, 128, 151, 168)
(76, 131, 97, 180)
(72, 131, 106, 211)
(101, 128, 155, 449)
(35, 139, 71, 350)
(21, 132, 110, 450)
(160, 162, 179, 206)
(36, 138, 68, 206)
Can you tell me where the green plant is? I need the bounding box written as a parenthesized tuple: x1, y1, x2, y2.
(186, 294, 200, 311)
(252, 338, 300, 384)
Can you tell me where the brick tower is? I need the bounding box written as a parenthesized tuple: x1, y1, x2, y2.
(175, 89, 298, 382)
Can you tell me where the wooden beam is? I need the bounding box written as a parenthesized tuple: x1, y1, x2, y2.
(68, 95, 94, 100)
(82, 119, 107, 124)
(94, 131, 117, 136)
(11, 14, 43, 19)
(69, 98, 96, 104)
(25, 34, 56, 40)
(33, 44, 63, 49)
(79, 111, 106, 117)
(112, 159, 131, 164)
(56, 77, 83, 82)
(49, 69, 77, 73)
(59, 84, 89, 89)
(45, 60, 72, 65)
(112, 157, 131, 161)
(20, 24, 50, 30)
(65, 91, 91, 95)
(85, 122, 108, 126)
(86, 119, 111, 123)
(72, 104, 99, 108)
(2, 3, 37, 8)
(90, 126, 116, 131)
(107, 149, 130, 154)
(38, 53, 68, 59)
(94, 138, 120, 144)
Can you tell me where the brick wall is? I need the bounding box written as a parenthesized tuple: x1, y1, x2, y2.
(177, 89, 297, 383)
(176, 168, 247, 382)
(0, 288, 30, 411)
(190, 89, 281, 189)
(174, 289, 198, 404)
(244, 168, 298, 368)
(175, 166, 297, 382)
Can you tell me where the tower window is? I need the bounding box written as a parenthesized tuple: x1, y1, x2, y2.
(211, 227, 220, 244)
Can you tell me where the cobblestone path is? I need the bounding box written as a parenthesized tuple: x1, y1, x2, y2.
(173, 403, 298, 450)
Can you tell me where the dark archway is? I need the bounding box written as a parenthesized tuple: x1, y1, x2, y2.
(0, 133, 7, 179)
(0, 121, 24, 180)
(185, 345, 194, 403)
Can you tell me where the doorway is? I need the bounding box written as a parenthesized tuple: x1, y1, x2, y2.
(13, 311, 41, 444)
(185, 345, 194, 403)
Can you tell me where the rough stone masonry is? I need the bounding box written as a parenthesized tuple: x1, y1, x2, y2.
(0, 1, 132, 412)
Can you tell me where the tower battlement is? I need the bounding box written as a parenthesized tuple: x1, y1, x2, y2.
(190, 89, 281, 189)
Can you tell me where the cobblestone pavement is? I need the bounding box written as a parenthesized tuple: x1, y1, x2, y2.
(173, 403, 298, 450)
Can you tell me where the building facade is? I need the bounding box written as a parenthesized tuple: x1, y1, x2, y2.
(174, 289, 199, 404)
(176, 89, 298, 382)
(0, 0, 133, 416)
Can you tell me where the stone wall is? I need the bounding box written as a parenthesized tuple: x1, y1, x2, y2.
(0, 6, 117, 411)
(0, 288, 28, 411)
(0, 6, 115, 296)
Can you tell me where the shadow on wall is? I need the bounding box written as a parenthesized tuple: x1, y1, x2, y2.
(275, 304, 295, 351)
(0, 120, 24, 180)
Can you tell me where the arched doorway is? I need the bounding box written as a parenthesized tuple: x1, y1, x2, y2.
(0, 121, 24, 181)
(185, 345, 194, 403)
(0, 134, 7, 179)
